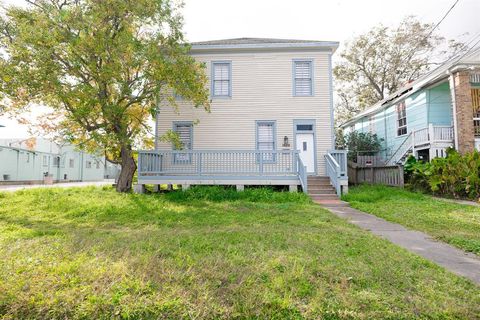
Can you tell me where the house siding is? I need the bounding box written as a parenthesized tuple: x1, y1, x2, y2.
(0, 143, 106, 182)
(156, 50, 334, 175)
(428, 82, 453, 126)
(344, 82, 456, 157)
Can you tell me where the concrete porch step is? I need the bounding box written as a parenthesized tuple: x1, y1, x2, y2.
(308, 189, 336, 195)
(308, 183, 333, 188)
(309, 194, 339, 201)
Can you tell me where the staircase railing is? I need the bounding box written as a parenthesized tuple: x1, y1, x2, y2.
(325, 150, 348, 196)
(296, 154, 308, 193)
(386, 132, 413, 166)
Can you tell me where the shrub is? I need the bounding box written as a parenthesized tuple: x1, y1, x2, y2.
(165, 185, 311, 203)
(405, 148, 480, 199)
(343, 131, 383, 162)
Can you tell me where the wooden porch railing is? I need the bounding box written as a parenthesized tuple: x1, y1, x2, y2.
(325, 150, 348, 195)
(138, 150, 300, 177)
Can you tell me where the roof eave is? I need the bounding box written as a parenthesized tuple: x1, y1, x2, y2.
(190, 41, 340, 53)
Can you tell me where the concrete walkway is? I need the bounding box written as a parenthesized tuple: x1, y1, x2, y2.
(0, 180, 114, 192)
(319, 201, 480, 285)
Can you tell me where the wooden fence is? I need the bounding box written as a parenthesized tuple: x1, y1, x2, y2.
(348, 162, 404, 187)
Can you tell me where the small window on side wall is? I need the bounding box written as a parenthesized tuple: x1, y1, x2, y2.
(396, 102, 407, 136)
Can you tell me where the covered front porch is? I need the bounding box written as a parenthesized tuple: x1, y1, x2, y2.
(136, 149, 348, 195)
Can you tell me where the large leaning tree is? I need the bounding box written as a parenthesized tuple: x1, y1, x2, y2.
(0, 0, 210, 192)
(334, 16, 464, 125)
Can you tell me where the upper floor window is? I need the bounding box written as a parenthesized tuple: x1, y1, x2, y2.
(293, 60, 313, 96)
(43, 155, 48, 166)
(69, 159, 74, 168)
(212, 61, 231, 98)
(396, 102, 407, 136)
(86, 161, 92, 169)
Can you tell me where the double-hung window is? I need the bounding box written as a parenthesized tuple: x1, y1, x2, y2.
(396, 102, 407, 136)
(173, 122, 193, 163)
(212, 62, 231, 97)
(293, 60, 313, 96)
(256, 121, 276, 162)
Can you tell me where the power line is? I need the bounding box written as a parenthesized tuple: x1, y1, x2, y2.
(425, 0, 460, 41)
(396, 0, 461, 70)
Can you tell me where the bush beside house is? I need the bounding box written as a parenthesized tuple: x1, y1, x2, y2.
(405, 148, 480, 200)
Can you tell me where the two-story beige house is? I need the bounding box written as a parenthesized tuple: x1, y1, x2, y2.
(137, 38, 347, 196)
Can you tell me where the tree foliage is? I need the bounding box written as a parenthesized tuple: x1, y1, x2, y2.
(0, 0, 210, 192)
(341, 131, 383, 162)
(334, 16, 464, 125)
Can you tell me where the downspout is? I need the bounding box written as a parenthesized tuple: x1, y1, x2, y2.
(447, 69, 459, 150)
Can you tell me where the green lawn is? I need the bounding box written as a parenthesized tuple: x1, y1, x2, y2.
(342, 185, 480, 255)
(0, 186, 479, 319)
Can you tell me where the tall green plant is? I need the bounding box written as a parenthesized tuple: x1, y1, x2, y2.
(405, 148, 480, 199)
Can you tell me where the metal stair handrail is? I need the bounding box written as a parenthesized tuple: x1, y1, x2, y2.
(385, 132, 413, 166)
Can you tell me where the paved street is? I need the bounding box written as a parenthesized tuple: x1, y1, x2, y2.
(0, 180, 115, 192)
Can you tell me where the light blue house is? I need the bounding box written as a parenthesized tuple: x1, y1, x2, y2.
(0, 138, 115, 184)
(341, 48, 480, 164)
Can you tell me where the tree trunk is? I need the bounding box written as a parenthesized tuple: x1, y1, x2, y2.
(116, 145, 136, 192)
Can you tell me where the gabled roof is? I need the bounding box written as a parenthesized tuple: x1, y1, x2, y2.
(190, 37, 339, 53)
(341, 46, 480, 128)
(191, 38, 323, 45)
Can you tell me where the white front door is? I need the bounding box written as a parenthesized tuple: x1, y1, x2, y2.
(296, 133, 315, 173)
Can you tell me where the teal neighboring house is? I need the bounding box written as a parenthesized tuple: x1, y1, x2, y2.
(341, 47, 480, 164)
(0, 137, 118, 184)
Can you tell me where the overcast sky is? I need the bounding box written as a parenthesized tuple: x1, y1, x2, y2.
(1, 0, 479, 138)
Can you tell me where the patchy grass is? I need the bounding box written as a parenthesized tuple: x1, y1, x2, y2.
(0, 186, 479, 319)
(343, 184, 480, 255)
